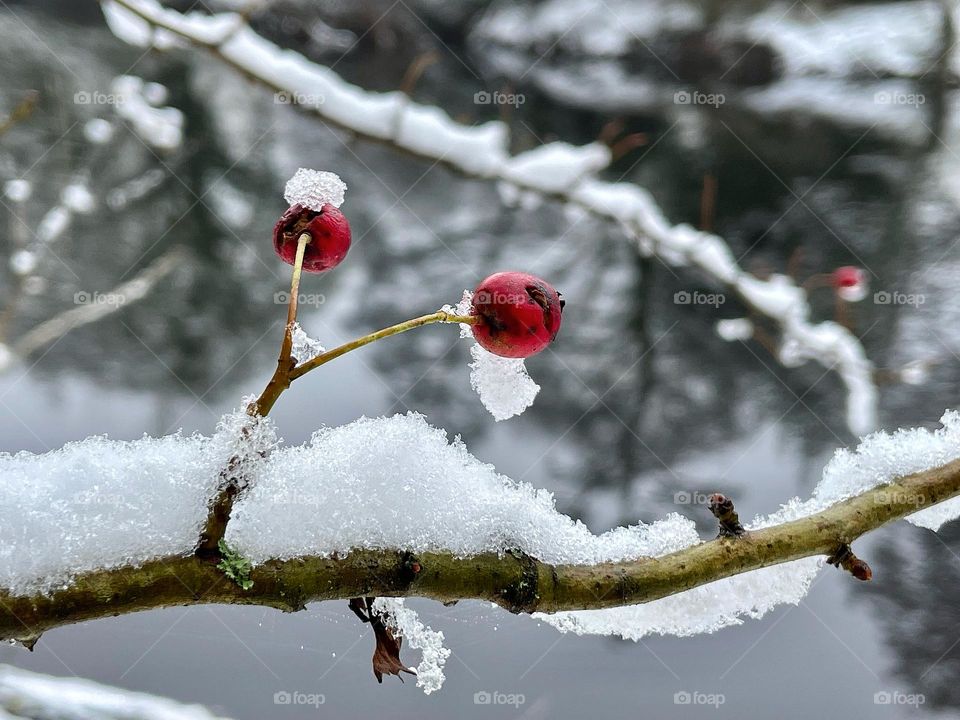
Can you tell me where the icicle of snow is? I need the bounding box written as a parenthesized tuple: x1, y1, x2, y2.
(290, 322, 325, 364)
(283, 168, 347, 210)
(469, 344, 540, 421)
(371, 599, 450, 695)
(443, 290, 540, 421)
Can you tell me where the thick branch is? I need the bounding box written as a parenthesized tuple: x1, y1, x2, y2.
(4, 458, 959, 644)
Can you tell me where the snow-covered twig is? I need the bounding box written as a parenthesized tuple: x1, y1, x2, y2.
(100, 0, 878, 435)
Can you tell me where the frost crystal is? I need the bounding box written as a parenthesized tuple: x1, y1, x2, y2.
(469, 344, 540, 421)
(371, 598, 450, 694)
(283, 168, 346, 210)
(290, 322, 325, 364)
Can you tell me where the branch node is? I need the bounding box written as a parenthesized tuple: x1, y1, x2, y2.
(826, 543, 872, 581)
(500, 549, 540, 614)
(709, 493, 746, 538)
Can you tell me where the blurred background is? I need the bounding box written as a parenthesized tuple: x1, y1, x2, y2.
(1, 0, 960, 717)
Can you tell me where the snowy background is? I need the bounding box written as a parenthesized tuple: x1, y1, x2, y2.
(2, 0, 960, 718)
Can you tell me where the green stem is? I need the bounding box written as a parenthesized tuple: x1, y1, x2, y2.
(289, 311, 476, 380)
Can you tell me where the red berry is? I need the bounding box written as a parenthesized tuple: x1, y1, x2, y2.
(832, 266, 863, 288)
(272, 203, 351, 273)
(470, 272, 563, 358)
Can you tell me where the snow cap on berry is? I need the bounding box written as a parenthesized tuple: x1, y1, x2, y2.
(274, 169, 351, 273)
(284, 168, 347, 211)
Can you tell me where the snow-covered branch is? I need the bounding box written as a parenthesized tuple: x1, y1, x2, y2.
(2, 408, 960, 653)
(2, 454, 959, 648)
(101, 0, 877, 434)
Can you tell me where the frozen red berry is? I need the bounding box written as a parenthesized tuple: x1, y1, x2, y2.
(831, 266, 867, 302)
(470, 272, 563, 358)
(272, 203, 351, 273)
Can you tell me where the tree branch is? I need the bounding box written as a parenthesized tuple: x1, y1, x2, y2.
(4, 458, 959, 646)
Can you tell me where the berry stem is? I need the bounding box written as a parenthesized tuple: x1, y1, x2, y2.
(247, 232, 311, 417)
(289, 311, 476, 380)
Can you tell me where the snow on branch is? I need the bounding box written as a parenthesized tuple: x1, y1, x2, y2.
(2, 409, 960, 664)
(102, 0, 877, 435)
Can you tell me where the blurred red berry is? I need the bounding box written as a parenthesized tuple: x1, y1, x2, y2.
(273, 203, 351, 273)
(831, 266, 868, 302)
(832, 266, 863, 288)
(470, 272, 563, 358)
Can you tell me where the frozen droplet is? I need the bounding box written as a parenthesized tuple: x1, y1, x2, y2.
(142, 81, 169, 106)
(283, 168, 347, 210)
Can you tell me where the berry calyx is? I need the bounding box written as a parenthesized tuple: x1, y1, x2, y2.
(272, 203, 351, 273)
(470, 272, 563, 358)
